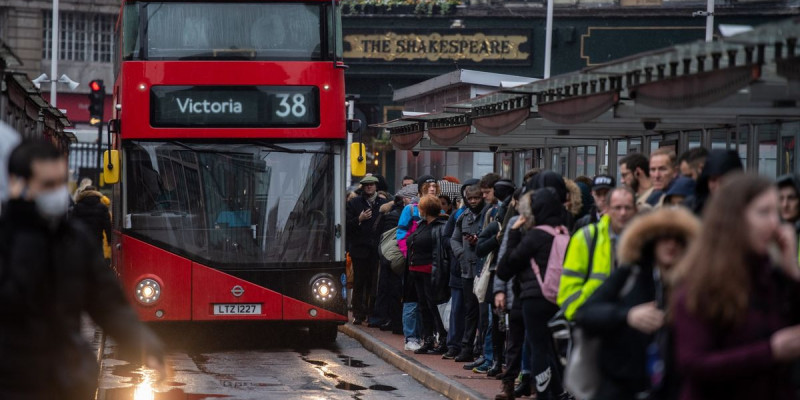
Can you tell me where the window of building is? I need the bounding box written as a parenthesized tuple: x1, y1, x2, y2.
(43, 11, 115, 63)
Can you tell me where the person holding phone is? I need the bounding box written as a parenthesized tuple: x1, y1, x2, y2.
(346, 175, 388, 325)
(671, 174, 800, 400)
(450, 185, 486, 363)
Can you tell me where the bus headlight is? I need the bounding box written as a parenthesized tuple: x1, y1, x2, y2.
(136, 279, 161, 305)
(312, 277, 335, 301)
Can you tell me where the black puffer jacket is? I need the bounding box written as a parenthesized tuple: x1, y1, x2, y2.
(70, 190, 112, 252)
(496, 188, 565, 300)
(0, 200, 163, 400)
(408, 216, 451, 304)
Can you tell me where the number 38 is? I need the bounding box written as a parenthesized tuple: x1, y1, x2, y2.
(275, 93, 307, 118)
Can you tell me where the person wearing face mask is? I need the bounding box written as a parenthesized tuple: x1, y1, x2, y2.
(0, 141, 166, 400)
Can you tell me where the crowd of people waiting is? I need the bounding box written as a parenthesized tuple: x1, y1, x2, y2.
(346, 146, 800, 400)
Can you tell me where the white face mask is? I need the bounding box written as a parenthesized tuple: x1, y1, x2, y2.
(34, 185, 70, 220)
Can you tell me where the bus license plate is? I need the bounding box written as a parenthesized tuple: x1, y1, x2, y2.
(213, 304, 261, 315)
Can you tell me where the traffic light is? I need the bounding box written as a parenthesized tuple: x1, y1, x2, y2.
(88, 79, 104, 126)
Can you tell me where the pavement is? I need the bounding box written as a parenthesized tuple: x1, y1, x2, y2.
(340, 322, 502, 400)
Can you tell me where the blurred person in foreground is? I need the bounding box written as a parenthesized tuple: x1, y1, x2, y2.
(575, 207, 700, 400)
(672, 174, 800, 400)
(0, 140, 165, 400)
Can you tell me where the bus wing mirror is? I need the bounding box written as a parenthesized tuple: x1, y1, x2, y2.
(103, 150, 120, 185)
(346, 119, 362, 134)
(350, 142, 366, 177)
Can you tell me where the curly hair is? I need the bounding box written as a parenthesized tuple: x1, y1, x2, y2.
(564, 179, 583, 216)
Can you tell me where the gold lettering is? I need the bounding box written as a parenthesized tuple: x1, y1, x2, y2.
(343, 32, 529, 62)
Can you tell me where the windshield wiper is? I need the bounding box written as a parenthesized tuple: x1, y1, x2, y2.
(253, 141, 338, 155)
(178, 49, 256, 61)
(254, 142, 307, 154)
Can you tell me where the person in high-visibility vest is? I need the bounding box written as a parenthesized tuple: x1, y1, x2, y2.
(557, 187, 637, 320)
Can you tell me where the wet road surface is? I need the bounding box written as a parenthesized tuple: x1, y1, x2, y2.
(94, 323, 443, 400)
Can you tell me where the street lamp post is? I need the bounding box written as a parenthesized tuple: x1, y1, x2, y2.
(544, 0, 553, 79)
(705, 0, 714, 42)
(51, 0, 59, 107)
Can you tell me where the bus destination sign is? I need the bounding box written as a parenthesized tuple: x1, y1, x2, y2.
(151, 86, 319, 128)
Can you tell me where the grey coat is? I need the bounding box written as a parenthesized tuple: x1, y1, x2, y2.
(450, 207, 483, 279)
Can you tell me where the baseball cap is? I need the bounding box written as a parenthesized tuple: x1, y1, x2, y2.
(592, 175, 615, 190)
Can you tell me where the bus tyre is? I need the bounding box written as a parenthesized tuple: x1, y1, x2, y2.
(309, 324, 338, 344)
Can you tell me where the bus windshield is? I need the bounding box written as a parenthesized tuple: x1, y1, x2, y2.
(130, 2, 328, 61)
(124, 141, 336, 267)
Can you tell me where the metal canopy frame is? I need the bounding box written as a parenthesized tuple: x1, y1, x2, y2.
(383, 17, 800, 153)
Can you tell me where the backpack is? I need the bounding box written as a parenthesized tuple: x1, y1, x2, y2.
(530, 225, 570, 304)
(379, 227, 406, 276)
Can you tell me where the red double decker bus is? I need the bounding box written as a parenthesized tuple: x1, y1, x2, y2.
(106, 0, 349, 341)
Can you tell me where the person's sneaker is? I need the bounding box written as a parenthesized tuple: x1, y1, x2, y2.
(473, 360, 492, 373)
(442, 347, 460, 359)
(463, 356, 485, 370)
(404, 339, 422, 351)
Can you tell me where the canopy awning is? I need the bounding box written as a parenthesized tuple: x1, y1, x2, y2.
(382, 17, 800, 151)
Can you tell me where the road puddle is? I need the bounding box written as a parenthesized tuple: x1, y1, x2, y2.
(103, 387, 230, 400)
(337, 355, 370, 368)
(301, 354, 395, 393)
(369, 384, 397, 391)
(335, 381, 367, 391)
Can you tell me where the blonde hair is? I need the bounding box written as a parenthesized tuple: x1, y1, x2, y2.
(517, 191, 536, 230)
(564, 179, 583, 216)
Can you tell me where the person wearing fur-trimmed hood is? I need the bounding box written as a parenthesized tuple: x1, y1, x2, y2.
(574, 207, 700, 400)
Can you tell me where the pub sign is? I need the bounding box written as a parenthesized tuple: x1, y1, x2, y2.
(343, 30, 532, 65)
